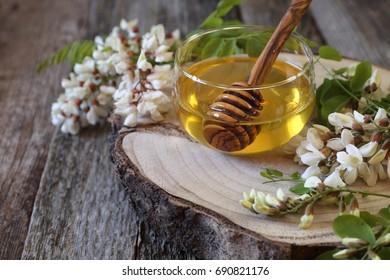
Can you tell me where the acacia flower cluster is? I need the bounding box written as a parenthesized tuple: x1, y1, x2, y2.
(51, 19, 180, 134)
(293, 108, 390, 187)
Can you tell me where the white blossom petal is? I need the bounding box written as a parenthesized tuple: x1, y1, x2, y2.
(374, 108, 387, 122)
(307, 128, 324, 150)
(353, 110, 365, 124)
(324, 169, 346, 188)
(301, 165, 321, 179)
(366, 164, 378, 187)
(304, 176, 322, 188)
(328, 112, 354, 128)
(359, 141, 378, 157)
(369, 149, 387, 165)
(326, 138, 345, 151)
(343, 168, 358, 185)
(137, 50, 152, 71)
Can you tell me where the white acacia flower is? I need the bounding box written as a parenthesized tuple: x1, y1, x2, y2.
(369, 149, 387, 165)
(51, 102, 65, 126)
(120, 19, 139, 38)
(337, 144, 363, 170)
(301, 165, 321, 179)
(86, 105, 108, 125)
(326, 129, 354, 151)
(74, 57, 95, 75)
(137, 90, 171, 122)
(137, 50, 152, 71)
(365, 164, 379, 187)
(146, 65, 172, 90)
(154, 45, 173, 62)
(300, 143, 326, 166)
(276, 188, 285, 201)
(306, 127, 324, 150)
(328, 112, 354, 129)
(304, 176, 322, 189)
(359, 141, 378, 157)
(60, 118, 80, 135)
(337, 144, 365, 184)
(299, 213, 313, 229)
(387, 158, 390, 179)
(323, 168, 346, 188)
(150, 24, 166, 45)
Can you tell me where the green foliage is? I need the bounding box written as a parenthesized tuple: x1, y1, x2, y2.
(315, 58, 375, 126)
(200, 0, 244, 29)
(318, 206, 390, 260)
(289, 183, 309, 195)
(333, 215, 376, 245)
(350, 61, 372, 91)
(36, 40, 95, 74)
(318, 46, 342, 61)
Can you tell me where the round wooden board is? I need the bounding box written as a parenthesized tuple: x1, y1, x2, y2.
(110, 58, 390, 259)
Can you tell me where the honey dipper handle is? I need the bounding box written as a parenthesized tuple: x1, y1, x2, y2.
(247, 0, 312, 86)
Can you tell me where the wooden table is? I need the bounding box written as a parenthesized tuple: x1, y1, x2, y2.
(1, 0, 389, 260)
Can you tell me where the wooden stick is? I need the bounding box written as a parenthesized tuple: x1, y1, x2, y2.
(248, 0, 312, 86)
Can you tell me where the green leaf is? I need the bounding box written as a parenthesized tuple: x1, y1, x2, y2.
(377, 248, 390, 260)
(36, 40, 95, 74)
(350, 61, 372, 91)
(200, 16, 224, 28)
(201, 37, 223, 59)
(218, 38, 237, 57)
(289, 183, 309, 195)
(359, 211, 388, 227)
(319, 79, 350, 106)
(315, 249, 339, 260)
(199, 0, 244, 28)
(246, 37, 266, 57)
(379, 205, 390, 220)
(333, 215, 376, 245)
(290, 171, 301, 181)
(267, 168, 283, 177)
(320, 94, 351, 125)
(332, 67, 348, 75)
(319, 46, 342, 61)
(260, 170, 273, 180)
(315, 78, 332, 108)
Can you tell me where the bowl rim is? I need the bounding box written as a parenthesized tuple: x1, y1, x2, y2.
(174, 25, 314, 91)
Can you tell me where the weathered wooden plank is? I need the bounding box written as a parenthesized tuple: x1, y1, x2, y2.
(22, 126, 138, 259)
(21, 0, 229, 259)
(310, 0, 390, 67)
(240, 0, 325, 45)
(0, 0, 92, 260)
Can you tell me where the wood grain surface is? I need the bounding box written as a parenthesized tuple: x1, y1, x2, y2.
(0, 0, 389, 260)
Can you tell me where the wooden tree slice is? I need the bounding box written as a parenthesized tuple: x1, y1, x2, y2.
(110, 58, 390, 259)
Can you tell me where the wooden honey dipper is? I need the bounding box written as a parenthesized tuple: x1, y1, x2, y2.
(203, 0, 312, 152)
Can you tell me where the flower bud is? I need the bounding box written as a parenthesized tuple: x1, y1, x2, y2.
(299, 203, 314, 229)
(368, 248, 381, 260)
(350, 197, 360, 217)
(379, 118, 389, 127)
(332, 248, 358, 259)
(369, 149, 387, 165)
(371, 132, 382, 143)
(382, 139, 390, 151)
(375, 233, 390, 246)
(240, 200, 255, 213)
(253, 203, 279, 215)
(265, 194, 286, 211)
(341, 237, 367, 248)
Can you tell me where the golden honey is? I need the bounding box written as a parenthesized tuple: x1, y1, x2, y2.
(173, 56, 315, 155)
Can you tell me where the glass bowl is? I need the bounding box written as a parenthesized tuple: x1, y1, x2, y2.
(173, 25, 315, 155)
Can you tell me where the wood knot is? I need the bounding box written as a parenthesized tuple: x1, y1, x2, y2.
(203, 82, 264, 152)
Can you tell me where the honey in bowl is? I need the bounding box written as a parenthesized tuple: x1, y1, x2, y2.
(173, 26, 315, 155)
